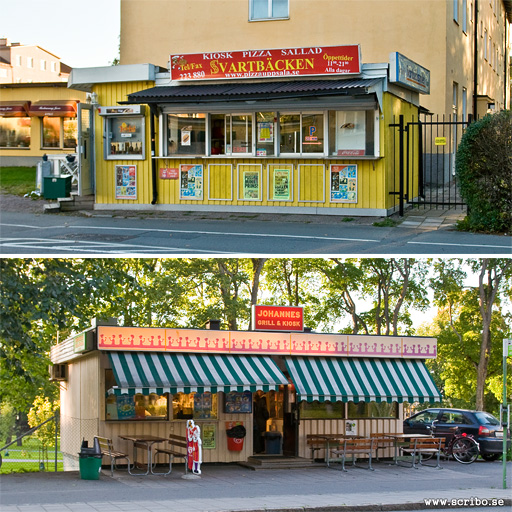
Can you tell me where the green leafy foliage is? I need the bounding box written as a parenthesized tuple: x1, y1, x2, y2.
(455, 110, 512, 233)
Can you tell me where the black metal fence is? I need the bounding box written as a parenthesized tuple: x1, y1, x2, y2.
(390, 114, 471, 214)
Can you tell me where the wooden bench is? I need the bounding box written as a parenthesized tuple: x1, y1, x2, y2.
(331, 437, 376, 471)
(153, 434, 188, 475)
(370, 433, 397, 461)
(329, 437, 374, 471)
(400, 437, 442, 469)
(94, 436, 132, 476)
(306, 435, 328, 460)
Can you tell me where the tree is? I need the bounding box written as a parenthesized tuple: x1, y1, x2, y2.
(455, 110, 512, 233)
(431, 258, 512, 411)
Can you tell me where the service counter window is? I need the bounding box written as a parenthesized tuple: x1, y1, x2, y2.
(105, 393, 169, 421)
(280, 112, 324, 155)
(300, 401, 345, 419)
(172, 392, 218, 420)
(347, 401, 398, 419)
(42, 117, 78, 149)
(0, 117, 31, 148)
(211, 113, 253, 155)
(99, 105, 146, 160)
(328, 110, 377, 157)
(167, 113, 206, 156)
(256, 112, 276, 156)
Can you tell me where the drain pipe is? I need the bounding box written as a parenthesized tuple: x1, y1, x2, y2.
(149, 105, 158, 205)
(473, 0, 479, 117)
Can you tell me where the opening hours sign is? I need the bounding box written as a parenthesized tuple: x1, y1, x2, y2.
(170, 45, 361, 81)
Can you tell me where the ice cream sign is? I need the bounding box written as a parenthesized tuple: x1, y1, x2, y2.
(170, 45, 361, 81)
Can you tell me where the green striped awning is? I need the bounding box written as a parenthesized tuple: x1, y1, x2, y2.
(285, 357, 442, 403)
(107, 351, 288, 396)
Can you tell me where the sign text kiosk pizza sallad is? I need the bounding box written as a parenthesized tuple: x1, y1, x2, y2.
(170, 45, 361, 81)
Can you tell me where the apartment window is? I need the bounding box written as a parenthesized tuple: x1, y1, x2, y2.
(15, 55, 22, 66)
(40, 60, 46, 71)
(462, 88, 467, 120)
(453, 0, 458, 22)
(453, 83, 458, 116)
(51, 61, 57, 73)
(250, 0, 288, 20)
(462, 0, 467, 32)
(484, 29, 488, 60)
(27, 57, 33, 68)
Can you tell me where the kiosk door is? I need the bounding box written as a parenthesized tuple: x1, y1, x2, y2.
(283, 384, 298, 456)
(77, 103, 93, 196)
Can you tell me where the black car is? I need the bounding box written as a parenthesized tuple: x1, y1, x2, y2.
(403, 408, 509, 461)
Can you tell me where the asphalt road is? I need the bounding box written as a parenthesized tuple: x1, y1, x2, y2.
(0, 211, 510, 255)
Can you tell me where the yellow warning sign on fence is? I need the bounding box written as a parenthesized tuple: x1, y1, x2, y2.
(435, 137, 447, 146)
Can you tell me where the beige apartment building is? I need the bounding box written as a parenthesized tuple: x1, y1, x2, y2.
(120, 0, 511, 118)
(0, 38, 70, 84)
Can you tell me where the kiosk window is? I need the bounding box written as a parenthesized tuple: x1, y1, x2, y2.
(280, 112, 324, 155)
(0, 117, 30, 148)
(105, 115, 144, 159)
(300, 401, 345, 419)
(328, 110, 377, 156)
(167, 113, 205, 155)
(105, 393, 169, 421)
(172, 392, 218, 420)
(210, 113, 253, 155)
(347, 401, 398, 419)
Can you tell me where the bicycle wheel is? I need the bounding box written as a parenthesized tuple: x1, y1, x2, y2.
(452, 437, 479, 464)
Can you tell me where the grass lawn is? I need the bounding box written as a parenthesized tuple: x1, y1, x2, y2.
(0, 166, 37, 196)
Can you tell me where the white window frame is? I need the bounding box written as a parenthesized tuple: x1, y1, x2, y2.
(279, 111, 326, 157)
(249, 0, 289, 21)
(27, 57, 33, 68)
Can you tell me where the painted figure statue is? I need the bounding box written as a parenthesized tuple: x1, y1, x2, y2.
(186, 419, 202, 475)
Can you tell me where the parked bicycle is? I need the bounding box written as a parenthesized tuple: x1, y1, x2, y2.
(425, 420, 480, 464)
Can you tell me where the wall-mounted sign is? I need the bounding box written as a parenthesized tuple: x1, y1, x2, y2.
(115, 165, 137, 199)
(252, 305, 304, 331)
(243, 170, 260, 200)
(202, 424, 216, 449)
(160, 167, 179, 179)
(73, 332, 93, 353)
(389, 52, 430, 94)
(435, 137, 447, 146)
(98, 105, 144, 116)
(170, 45, 361, 81)
(272, 169, 291, 201)
(97, 326, 438, 359)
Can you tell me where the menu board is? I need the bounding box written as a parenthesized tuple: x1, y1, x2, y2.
(224, 391, 252, 413)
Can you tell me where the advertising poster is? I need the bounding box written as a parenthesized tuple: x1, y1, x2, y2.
(224, 391, 253, 413)
(180, 164, 203, 200)
(330, 164, 357, 203)
(243, 171, 260, 199)
(115, 165, 137, 199)
(258, 122, 273, 143)
(116, 395, 136, 419)
(194, 392, 213, 419)
(272, 169, 291, 200)
(202, 424, 216, 449)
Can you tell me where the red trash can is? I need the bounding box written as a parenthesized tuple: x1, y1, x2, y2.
(226, 424, 246, 451)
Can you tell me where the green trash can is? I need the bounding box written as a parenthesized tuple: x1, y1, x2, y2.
(43, 175, 72, 199)
(79, 454, 102, 480)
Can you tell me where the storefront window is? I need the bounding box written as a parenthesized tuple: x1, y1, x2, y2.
(0, 117, 31, 148)
(280, 112, 324, 155)
(42, 117, 77, 149)
(105, 393, 169, 421)
(328, 110, 376, 156)
(105, 115, 145, 159)
(256, 112, 275, 156)
(300, 401, 345, 419)
(167, 113, 206, 155)
(347, 401, 398, 419)
(210, 113, 253, 155)
(172, 392, 218, 420)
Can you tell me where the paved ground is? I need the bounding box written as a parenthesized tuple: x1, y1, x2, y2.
(1, 459, 510, 512)
(1, 193, 468, 232)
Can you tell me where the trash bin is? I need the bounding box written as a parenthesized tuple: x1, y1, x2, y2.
(43, 175, 71, 199)
(78, 438, 103, 480)
(263, 431, 282, 454)
(226, 424, 246, 451)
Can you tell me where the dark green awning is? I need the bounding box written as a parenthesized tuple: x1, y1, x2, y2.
(108, 351, 288, 395)
(285, 356, 442, 403)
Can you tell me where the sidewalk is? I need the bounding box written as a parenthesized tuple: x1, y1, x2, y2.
(1, 459, 510, 512)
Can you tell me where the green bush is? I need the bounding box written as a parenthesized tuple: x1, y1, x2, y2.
(455, 110, 512, 233)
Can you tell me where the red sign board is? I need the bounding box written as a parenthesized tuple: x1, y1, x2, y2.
(170, 45, 361, 81)
(252, 305, 304, 332)
(160, 168, 179, 179)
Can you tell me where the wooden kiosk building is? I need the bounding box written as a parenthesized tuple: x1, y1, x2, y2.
(51, 318, 441, 471)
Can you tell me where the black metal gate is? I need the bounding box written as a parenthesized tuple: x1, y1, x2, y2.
(390, 114, 470, 215)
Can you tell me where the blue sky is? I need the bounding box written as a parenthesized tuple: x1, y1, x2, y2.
(1, 0, 121, 68)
